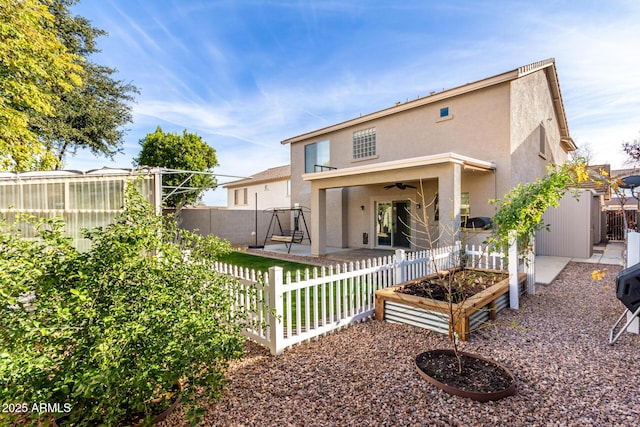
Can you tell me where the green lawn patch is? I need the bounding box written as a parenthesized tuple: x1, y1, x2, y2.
(216, 250, 363, 329)
(216, 250, 313, 274)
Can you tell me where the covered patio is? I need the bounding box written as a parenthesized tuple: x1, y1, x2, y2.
(302, 152, 496, 256)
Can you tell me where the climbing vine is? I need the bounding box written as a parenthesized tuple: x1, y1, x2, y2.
(488, 160, 590, 253)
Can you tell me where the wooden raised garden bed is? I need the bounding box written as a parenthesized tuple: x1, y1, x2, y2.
(374, 268, 527, 340)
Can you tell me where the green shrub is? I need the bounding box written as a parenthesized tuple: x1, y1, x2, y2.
(0, 184, 250, 426)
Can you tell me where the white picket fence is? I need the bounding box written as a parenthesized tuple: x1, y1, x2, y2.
(213, 242, 533, 355)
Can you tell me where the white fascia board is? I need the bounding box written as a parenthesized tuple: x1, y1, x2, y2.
(302, 152, 495, 182)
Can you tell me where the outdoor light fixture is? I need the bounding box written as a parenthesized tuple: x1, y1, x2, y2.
(360, 205, 365, 211)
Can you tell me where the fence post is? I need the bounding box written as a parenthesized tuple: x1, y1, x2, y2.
(454, 240, 462, 268)
(268, 266, 284, 356)
(394, 249, 406, 285)
(508, 231, 519, 310)
(526, 238, 535, 295)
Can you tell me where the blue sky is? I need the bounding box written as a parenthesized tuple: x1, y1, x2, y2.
(68, 0, 640, 205)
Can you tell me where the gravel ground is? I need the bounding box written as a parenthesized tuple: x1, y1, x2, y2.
(161, 262, 640, 426)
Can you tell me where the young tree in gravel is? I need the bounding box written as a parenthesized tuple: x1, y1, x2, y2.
(135, 126, 219, 207)
(29, 0, 139, 167)
(404, 181, 489, 371)
(0, 0, 82, 170)
(408, 160, 590, 373)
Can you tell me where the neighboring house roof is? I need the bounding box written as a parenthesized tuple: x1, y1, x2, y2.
(571, 164, 610, 196)
(610, 167, 640, 191)
(605, 196, 639, 208)
(223, 165, 290, 189)
(611, 168, 640, 180)
(281, 58, 576, 152)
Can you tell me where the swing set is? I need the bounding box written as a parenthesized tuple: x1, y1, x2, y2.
(263, 206, 311, 253)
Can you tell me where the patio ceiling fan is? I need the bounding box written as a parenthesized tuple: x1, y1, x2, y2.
(384, 182, 417, 190)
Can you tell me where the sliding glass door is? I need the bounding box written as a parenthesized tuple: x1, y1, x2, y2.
(376, 201, 411, 248)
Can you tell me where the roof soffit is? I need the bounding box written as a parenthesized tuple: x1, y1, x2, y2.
(223, 165, 291, 189)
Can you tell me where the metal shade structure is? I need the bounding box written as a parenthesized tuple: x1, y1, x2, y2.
(159, 168, 249, 202)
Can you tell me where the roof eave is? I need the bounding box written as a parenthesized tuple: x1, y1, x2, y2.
(223, 175, 290, 189)
(541, 60, 574, 152)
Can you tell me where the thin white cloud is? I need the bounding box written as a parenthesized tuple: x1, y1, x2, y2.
(102, 4, 163, 56)
(66, 0, 640, 190)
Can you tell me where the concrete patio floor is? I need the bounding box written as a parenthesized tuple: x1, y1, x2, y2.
(249, 241, 625, 285)
(251, 244, 396, 263)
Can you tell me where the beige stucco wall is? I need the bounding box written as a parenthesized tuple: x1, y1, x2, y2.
(226, 178, 290, 210)
(291, 83, 511, 190)
(509, 70, 569, 188)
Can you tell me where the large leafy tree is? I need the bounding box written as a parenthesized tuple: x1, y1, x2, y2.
(0, 0, 82, 170)
(135, 126, 219, 207)
(30, 0, 138, 166)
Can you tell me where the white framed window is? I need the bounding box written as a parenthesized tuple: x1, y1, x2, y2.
(461, 192, 470, 223)
(437, 106, 453, 123)
(434, 192, 469, 222)
(353, 127, 376, 159)
(305, 140, 330, 173)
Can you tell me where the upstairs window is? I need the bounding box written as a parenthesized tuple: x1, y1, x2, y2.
(440, 107, 449, 118)
(305, 140, 331, 173)
(234, 188, 248, 205)
(353, 127, 376, 159)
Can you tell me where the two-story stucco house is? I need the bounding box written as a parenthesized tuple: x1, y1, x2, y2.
(281, 59, 577, 256)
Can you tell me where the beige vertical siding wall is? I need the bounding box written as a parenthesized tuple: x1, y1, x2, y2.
(591, 193, 603, 245)
(536, 190, 593, 258)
